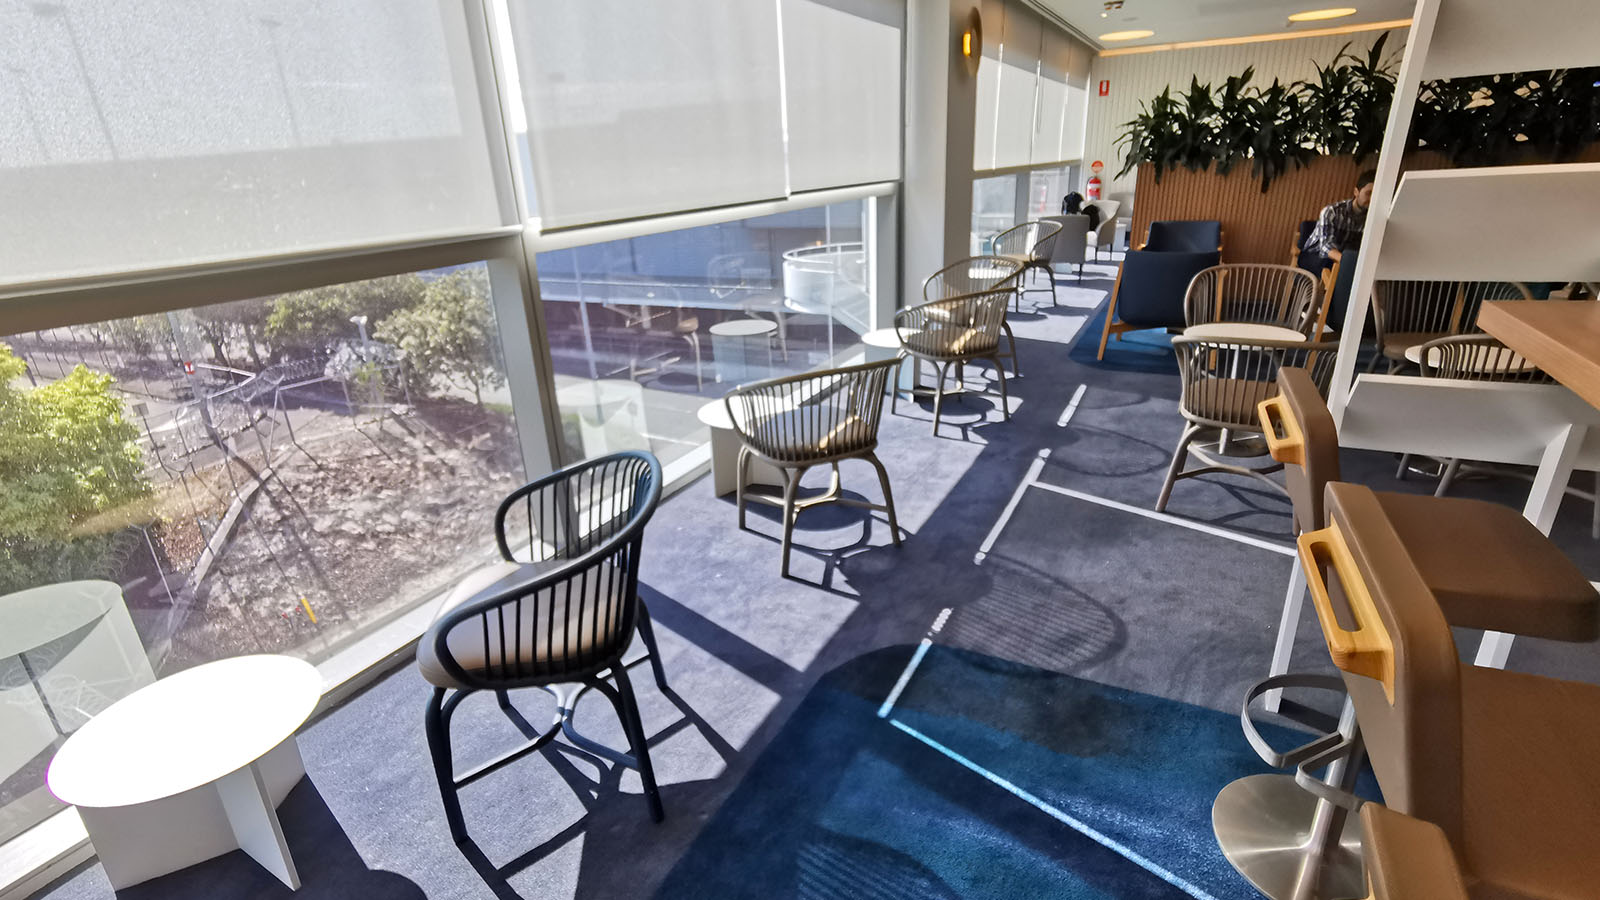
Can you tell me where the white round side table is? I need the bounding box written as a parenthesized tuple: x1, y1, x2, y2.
(48, 654, 322, 891)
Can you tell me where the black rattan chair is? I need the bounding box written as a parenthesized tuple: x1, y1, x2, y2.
(420, 451, 667, 843)
(725, 359, 902, 577)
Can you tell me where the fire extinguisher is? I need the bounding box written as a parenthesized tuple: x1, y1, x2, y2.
(1086, 175, 1102, 201)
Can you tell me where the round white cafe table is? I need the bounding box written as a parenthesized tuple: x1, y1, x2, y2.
(48, 655, 322, 891)
(710, 318, 777, 385)
(1404, 342, 1537, 375)
(1182, 322, 1307, 342)
(696, 398, 785, 497)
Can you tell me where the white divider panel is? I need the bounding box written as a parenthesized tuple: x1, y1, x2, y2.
(1339, 375, 1600, 470)
(1424, 0, 1597, 79)
(1377, 164, 1600, 282)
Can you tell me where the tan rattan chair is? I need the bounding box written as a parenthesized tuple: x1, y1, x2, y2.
(724, 358, 901, 577)
(1369, 280, 1532, 372)
(991, 220, 1064, 311)
(1156, 335, 1339, 511)
(895, 257, 1024, 435)
(1184, 264, 1322, 335)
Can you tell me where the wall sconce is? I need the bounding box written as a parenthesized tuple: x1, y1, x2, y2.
(961, 7, 982, 77)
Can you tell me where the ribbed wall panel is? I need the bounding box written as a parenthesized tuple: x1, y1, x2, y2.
(1128, 156, 1365, 264)
(1082, 29, 1410, 203)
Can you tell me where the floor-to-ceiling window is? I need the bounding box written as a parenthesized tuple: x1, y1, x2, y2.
(535, 200, 872, 464)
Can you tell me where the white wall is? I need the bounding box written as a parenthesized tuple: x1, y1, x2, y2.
(1082, 28, 1409, 210)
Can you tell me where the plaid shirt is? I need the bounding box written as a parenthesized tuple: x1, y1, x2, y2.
(1307, 198, 1368, 257)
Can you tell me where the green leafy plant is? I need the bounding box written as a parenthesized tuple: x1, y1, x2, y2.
(1115, 33, 1595, 191)
(0, 344, 151, 594)
(373, 270, 505, 409)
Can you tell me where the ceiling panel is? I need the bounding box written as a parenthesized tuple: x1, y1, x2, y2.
(1036, 0, 1416, 50)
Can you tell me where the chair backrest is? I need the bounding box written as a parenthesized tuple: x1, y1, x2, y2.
(1145, 219, 1222, 253)
(1085, 200, 1120, 242)
(1184, 263, 1321, 332)
(1114, 249, 1221, 328)
(1304, 482, 1465, 847)
(1040, 215, 1089, 265)
(992, 220, 1063, 260)
(1259, 366, 1341, 534)
(723, 358, 899, 464)
(1171, 335, 1338, 430)
(1372, 280, 1533, 343)
(922, 255, 1025, 302)
(1415, 334, 1551, 384)
(1291, 219, 1326, 273)
(433, 451, 662, 690)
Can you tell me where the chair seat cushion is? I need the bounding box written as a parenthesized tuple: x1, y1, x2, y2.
(902, 325, 999, 359)
(748, 408, 873, 458)
(1382, 331, 1448, 359)
(1459, 666, 1600, 898)
(417, 558, 607, 688)
(1373, 492, 1598, 641)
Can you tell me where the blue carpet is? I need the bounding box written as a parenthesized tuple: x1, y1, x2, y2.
(1067, 302, 1178, 375)
(657, 644, 1300, 900)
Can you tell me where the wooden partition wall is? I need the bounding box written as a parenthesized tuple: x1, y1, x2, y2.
(1129, 156, 1365, 264)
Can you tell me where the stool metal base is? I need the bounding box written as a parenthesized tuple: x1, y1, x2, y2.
(1213, 774, 1365, 900)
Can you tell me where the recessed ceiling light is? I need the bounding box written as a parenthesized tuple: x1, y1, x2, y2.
(1288, 7, 1358, 22)
(1099, 29, 1155, 41)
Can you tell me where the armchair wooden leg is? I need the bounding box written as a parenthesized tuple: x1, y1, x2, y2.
(735, 446, 751, 530)
(1002, 322, 1021, 377)
(1097, 267, 1125, 361)
(1156, 423, 1202, 512)
(1049, 266, 1058, 307)
(780, 467, 803, 577)
(425, 687, 468, 844)
(990, 356, 1010, 420)
(931, 361, 951, 436)
(864, 452, 901, 546)
(635, 601, 670, 691)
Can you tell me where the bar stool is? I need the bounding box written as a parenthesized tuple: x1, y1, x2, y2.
(1210, 366, 1599, 900)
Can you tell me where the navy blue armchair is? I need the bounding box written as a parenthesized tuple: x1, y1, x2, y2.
(1142, 220, 1222, 253)
(1291, 219, 1331, 275)
(1096, 250, 1221, 359)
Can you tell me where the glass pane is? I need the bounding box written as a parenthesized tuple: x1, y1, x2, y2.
(971, 175, 1018, 255)
(537, 199, 870, 465)
(0, 263, 522, 844)
(1028, 166, 1070, 217)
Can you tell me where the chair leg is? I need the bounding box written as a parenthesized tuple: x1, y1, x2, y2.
(1049, 267, 1059, 307)
(1002, 321, 1020, 377)
(990, 356, 1010, 420)
(1592, 471, 1599, 541)
(635, 601, 670, 691)
(864, 452, 901, 546)
(425, 687, 468, 844)
(1156, 424, 1201, 512)
(780, 467, 803, 576)
(1434, 458, 1462, 497)
(606, 667, 664, 823)
(686, 334, 703, 389)
(1395, 453, 1411, 481)
(735, 446, 751, 530)
(931, 361, 950, 436)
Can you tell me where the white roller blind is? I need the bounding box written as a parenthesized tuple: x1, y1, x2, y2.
(509, 0, 788, 229)
(1032, 27, 1081, 165)
(973, 0, 1005, 171)
(1031, 79, 1067, 165)
(0, 0, 506, 286)
(993, 2, 1042, 170)
(779, 0, 903, 193)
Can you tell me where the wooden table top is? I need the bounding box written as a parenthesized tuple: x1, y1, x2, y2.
(1479, 301, 1600, 409)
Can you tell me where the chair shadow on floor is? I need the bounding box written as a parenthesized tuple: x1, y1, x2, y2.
(726, 483, 906, 592)
(105, 781, 423, 900)
(454, 681, 736, 900)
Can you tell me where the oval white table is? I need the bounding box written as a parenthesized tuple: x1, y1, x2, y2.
(48, 655, 322, 890)
(1182, 322, 1307, 342)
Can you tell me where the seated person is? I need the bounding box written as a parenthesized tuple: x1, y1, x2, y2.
(1061, 192, 1100, 233)
(1306, 169, 1376, 263)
